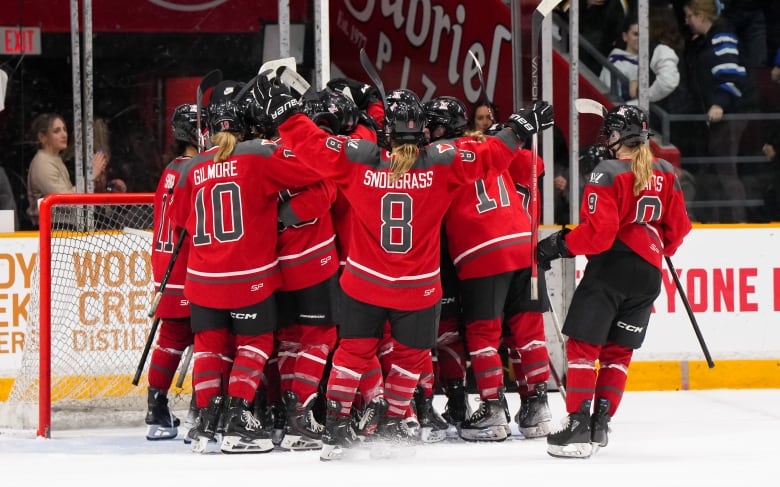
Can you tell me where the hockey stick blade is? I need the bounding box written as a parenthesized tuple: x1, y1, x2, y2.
(258, 57, 296, 76)
(574, 98, 608, 117)
(277, 66, 317, 101)
(359, 48, 387, 106)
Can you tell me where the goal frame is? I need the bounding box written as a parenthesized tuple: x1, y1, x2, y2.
(37, 192, 155, 437)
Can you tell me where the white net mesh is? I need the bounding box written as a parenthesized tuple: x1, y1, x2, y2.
(0, 196, 191, 433)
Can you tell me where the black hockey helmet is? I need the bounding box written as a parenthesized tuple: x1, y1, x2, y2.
(579, 143, 611, 175)
(384, 89, 426, 145)
(207, 80, 246, 136)
(600, 105, 651, 149)
(303, 88, 360, 135)
(238, 82, 275, 138)
(171, 103, 204, 146)
(424, 96, 468, 141)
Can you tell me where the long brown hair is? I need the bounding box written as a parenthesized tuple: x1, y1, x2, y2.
(389, 143, 419, 183)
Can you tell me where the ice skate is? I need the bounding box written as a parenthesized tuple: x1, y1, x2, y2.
(280, 390, 324, 451)
(320, 400, 358, 462)
(547, 400, 593, 459)
(220, 396, 274, 454)
(591, 398, 611, 452)
(458, 392, 509, 442)
(188, 395, 224, 454)
(516, 382, 552, 438)
(414, 388, 448, 443)
(145, 387, 180, 441)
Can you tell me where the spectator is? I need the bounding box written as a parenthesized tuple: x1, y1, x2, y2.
(768, 1, 780, 84)
(600, 14, 639, 101)
(720, 0, 768, 69)
(468, 101, 498, 133)
(25, 113, 108, 228)
(682, 0, 756, 223)
(573, 0, 628, 75)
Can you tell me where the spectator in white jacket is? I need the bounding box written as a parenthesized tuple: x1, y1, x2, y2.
(600, 14, 639, 101)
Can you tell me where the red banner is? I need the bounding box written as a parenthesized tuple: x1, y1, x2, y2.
(329, 0, 519, 116)
(0, 0, 308, 33)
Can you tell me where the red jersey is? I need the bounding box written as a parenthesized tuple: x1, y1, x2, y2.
(277, 180, 340, 291)
(444, 142, 538, 279)
(565, 157, 692, 269)
(170, 139, 320, 309)
(151, 156, 191, 319)
(278, 113, 520, 310)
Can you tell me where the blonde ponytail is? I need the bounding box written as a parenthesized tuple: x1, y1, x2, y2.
(631, 144, 654, 195)
(211, 131, 238, 163)
(389, 143, 420, 183)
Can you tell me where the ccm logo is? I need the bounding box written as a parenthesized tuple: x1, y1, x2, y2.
(250, 283, 264, 292)
(617, 321, 644, 333)
(423, 288, 437, 297)
(231, 312, 257, 319)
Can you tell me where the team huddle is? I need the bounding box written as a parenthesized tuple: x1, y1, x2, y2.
(143, 66, 691, 461)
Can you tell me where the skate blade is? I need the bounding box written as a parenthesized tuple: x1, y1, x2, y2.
(191, 436, 220, 454)
(320, 444, 351, 461)
(419, 427, 447, 443)
(146, 425, 178, 441)
(280, 434, 323, 451)
(459, 425, 509, 442)
(519, 420, 552, 439)
(220, 436, 274, 454)
(547, 442, 593, 459)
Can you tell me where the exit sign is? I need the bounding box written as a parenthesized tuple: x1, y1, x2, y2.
(0, 27, 41, 55)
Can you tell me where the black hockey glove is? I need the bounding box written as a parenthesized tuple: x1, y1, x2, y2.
(505, 100, 554, 138)
(252, 76, 302, 127)
(326, 77, 380, 110)
(537, 228, 573, 271)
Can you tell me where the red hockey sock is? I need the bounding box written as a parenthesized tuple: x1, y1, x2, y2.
(465, 318, 504, 399)
(595, 342, 633, 416)
(228, 332, 275, 403)
(564, 339, 600, 414)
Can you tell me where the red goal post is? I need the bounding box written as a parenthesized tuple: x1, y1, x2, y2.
(0, 193, 191, 437)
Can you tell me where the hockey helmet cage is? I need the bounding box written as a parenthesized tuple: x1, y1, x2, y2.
(384, 89, 426, 145)
(303, 89, 361, 135)
(600, 105, 652, 149)
(171, 103, 204, 146)
(424, 96, 468, 141)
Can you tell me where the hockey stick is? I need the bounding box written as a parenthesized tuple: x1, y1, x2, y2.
(358, 48, 387, 106)
(258, 57, 297, 76)
(467, 50, 495, 123)
(544, 287, 567, 401)
(175, 345, 194, 388)
(132, 231, 187, 386)
(196, 69, 223, 153)
(529, 0, 563, 301)
(665, 257, 715, 368)
(277, 65, 317, 101)
(573, 98, 714, 368)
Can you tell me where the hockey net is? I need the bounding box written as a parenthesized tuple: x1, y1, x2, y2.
(0, 193, 191, 437)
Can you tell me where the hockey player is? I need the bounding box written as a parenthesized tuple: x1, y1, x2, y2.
(428, 96, 555, 442)
(538, 105, 691, 458)
(145, 103, 200, 441)
(170, 82, 322, 454)
(271, 89, 358, 451)
(252, 77, 553, 460)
